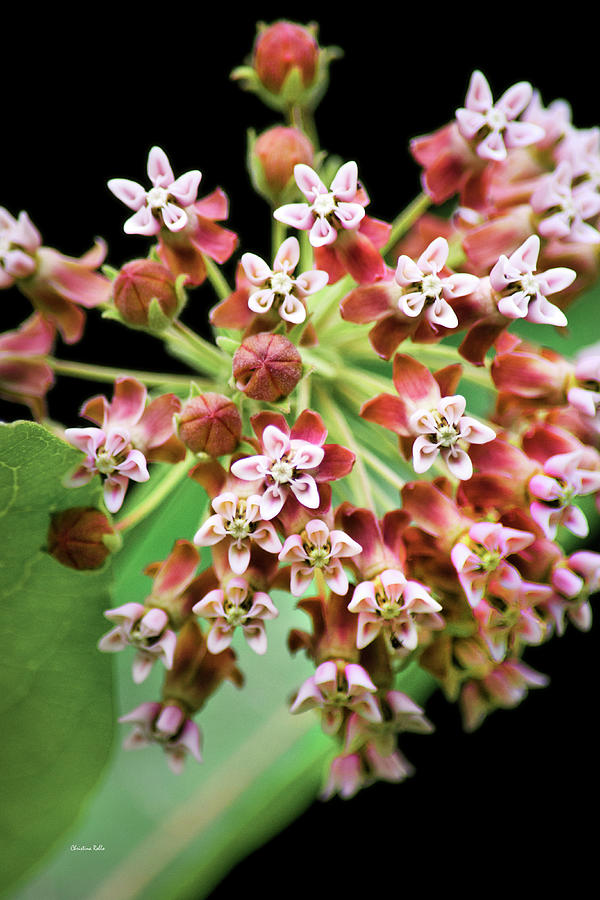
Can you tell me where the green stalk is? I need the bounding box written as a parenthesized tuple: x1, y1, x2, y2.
(202, 254, 232, 301)
(115, 454, 194, 533)
(383, 191, 432, 256)
(315, 386, 375, 510)
(48, 357, 200, 390)
(165, 321, 230, 377)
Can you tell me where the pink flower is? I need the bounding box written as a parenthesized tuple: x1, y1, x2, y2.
(108, 146, 202, 236)
(290, 660, 382, 735)
(361, 354, 495, 480)
(455, 71, 544, 162)
(98, 603, 177, 683)
(348, 568, 443, 651)
(119, 702, 202, 774)
(0, 207, 111, 343)
(489, 235, 573, 326)
(230, 409, 355, 520)
(394, 236, 479, 330)
(528, 449, 600, 539)
(450, 521, 535, 609)
(64, 376, 183, 512)
(548, 551, 600, 634)
(274, 161, 365, 247)
(0, 313, 55, 417)
(278, 518, 362, 596)
(193, 491, 282, 574)
(530, 161, 600, 244)
(460, 659, 549, 732)
(241, 236, 328, 324)
(274, 161, 389, 284)
(192, 576, 278, 655)
(568, 344, 600, 418)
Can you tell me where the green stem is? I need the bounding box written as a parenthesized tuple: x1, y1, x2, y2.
(383, 191, 432, 256)
(202, 254, 232, 301)
(315, 386, 375, 510)
(165, 321, 230, 377)
(48, 357, 201, 390)
(115, 454, 194, 533)
(272, 217, 287, 258)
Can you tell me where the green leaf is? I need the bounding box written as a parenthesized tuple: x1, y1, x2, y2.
(0, 421, 115, 894)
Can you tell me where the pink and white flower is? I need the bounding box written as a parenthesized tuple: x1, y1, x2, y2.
(530, 161, 600, 244)
(194, 491, 282, 574)
(274, 161, 366, 247)
(290, 660, 382, 735)
(64, 376, 183, 513)
(278, 518, 362, 596)
(450, 522, 536, 609)
(409, 393, 496, 480)
(231, 409, 355, 520)
(108, 146, 202, 236)
(394, 236, 479, 330)
(489, 235, 574, 326)
(241, 236, 328, 324)
(528, 449, 600, 539)
(548, 550, 600, 634)
(192, 576, 279, 655)
(348, 568, 443, 651)
(119, 702, 202, 774)
(98, 602, 177, 683)
(361, 354, 495, 481)
(455, 71, 545, 161)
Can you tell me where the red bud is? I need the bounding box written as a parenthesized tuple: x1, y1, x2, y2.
(253, 126, 314, 201)
(113, 259, 178, 327)
(178, 393, 242, 456)
(253, 21, 319, 94)
(232, 332, 302, 402)
(47, 506, 117, 570)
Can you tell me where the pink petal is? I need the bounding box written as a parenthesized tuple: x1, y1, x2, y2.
(169, 170, 202, 206)
(290, 473, 320, 508)
(147, 146, 175, 188)
(273, 236, 300, 272)
(330, 161, 359, 201)
(272, 203, 314, 230)
(107, 178, 146, 210)
(153, 539, 199, 599)
(124, 206, 161, 236)
(443, 446, 474, 480)
(294, 164, 328, 201)
(417, 237, 448, 274)
(464, 71, 493, 113)
(241, 252, 272, 285)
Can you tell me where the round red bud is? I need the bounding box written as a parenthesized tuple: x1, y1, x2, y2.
(233, 333, 303, 402)
(113, 259, 178, 327)
(178, 393, 242, 456)
(253, 21, 319, 95)
(47, 506, 118, 570)
(253, 126, 314, 199)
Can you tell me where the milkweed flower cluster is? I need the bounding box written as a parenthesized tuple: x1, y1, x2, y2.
(4, 20, 600, 801)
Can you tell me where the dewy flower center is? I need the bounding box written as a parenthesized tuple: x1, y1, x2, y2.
(519, 272, 538, 296)
(485, 107, 507, 131)
(270, 457, 295, 483)
(270, 272, 294, 294)
(312, 192, 337, 218)
(421, 273, 444, 300)
(146, 186, 169, 210)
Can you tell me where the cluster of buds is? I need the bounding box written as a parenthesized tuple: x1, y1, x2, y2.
(4, 21, 600, 803)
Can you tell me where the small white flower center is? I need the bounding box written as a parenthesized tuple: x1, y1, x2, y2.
(420, 273, 444, 300)
(146, 186, 169, 209)
(95, 450, 118, 475)
(519, 272, 539, 296)
(270, 272, 294, 295)
(270, 458, 295, 483)
(485, 107, 507, 131)
(312, 192, 337, 218)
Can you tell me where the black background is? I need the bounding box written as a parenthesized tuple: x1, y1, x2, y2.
(3, 4, 599, 896)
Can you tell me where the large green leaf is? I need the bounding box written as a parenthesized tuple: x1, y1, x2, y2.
(0, 421, 115, 894)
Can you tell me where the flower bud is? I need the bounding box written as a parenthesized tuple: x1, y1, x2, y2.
(250, 126, 314, 205)
(178, 392, 242, 456)
(253, 21, 319, 95)
(47, 506, 120, 570)
(113, 259, 179, 328)
(232, 332, 302, 402)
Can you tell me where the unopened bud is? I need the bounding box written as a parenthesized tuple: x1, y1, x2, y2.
(253, 21, 319, 96)
(178, 392, 242, 456)
(250, 126, 314, 205)
(113, 259, 179, 328)
(47, 506, 120, 570)
(232, 332, 302, 402)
